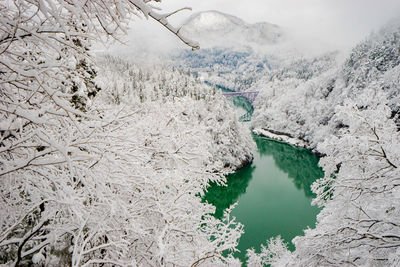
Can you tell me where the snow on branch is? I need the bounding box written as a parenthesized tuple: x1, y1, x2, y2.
(128, 0, 200, 50)
(0, 1, 251, 266)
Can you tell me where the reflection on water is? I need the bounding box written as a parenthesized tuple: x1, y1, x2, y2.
(254, 136, 323, 197)
(232, 96, 254, 122)
(204, 165, 255, 219)
(203, 135, 323, 264)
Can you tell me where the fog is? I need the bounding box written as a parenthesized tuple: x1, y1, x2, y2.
(107, 0, 400, 56)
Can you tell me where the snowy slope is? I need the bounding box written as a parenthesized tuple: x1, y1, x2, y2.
(174, 11, 309, 92)
(0, 52, 255, 266)
(179, 10, 284, 49)
(252, 21, 400, 150)
(173, 11, 287, 91)
(249, 21, 400, 267)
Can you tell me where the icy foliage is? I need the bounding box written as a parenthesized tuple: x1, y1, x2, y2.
(252, 21, 400, 266)
(94, 55, 255, 172)
(246, 236, 289, 267)
(0, 53, 255, 265)
(276, 102, 400, 266)
(0, 50, 255, 265)
(0, 1, 255, 266)
(252, 23, 400, 149)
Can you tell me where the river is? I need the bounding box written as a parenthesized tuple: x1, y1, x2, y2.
(203, 133, 323, 264)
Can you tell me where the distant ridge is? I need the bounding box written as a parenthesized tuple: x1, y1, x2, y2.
(179, 10, 284, 49)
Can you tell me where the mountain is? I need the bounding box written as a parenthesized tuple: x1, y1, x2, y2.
(252, 21, 400, 149)
(179, 10, 284, 49)
(173, 11, 319, 92)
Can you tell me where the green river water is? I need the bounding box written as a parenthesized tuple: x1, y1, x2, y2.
(203, 134, 324, 264)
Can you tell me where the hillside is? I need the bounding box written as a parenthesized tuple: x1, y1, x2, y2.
(249, 20, 400, 267)
(0, 53, 255, 266)
(172, 11, 300, 92)
(252, 22, 400, 149)
(2, 2, 399, 266)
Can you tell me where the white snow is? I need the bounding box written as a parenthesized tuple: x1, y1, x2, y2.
(253, 128, 307, 148)
(250, 21, 400, 266)
(179, 10, 284, 49)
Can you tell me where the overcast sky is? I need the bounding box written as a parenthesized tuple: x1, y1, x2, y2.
(115, 0, 400, 55)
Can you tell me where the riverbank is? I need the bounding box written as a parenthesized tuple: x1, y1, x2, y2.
(253, 128, 308, 148)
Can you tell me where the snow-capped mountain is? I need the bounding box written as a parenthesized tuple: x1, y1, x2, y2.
(179, 10, 284, 49)
(173, 11, 304, 92)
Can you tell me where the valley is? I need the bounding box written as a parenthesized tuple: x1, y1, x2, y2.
(172, 11, 400, 266)
(1, 3, 399, 267)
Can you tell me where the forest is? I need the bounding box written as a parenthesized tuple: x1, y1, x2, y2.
(1, 1, 400, 266)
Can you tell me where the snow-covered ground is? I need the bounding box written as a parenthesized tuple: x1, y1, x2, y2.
(253, 128, 308, 148)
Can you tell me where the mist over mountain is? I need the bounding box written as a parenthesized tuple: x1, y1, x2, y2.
(180, 10, 284, 49)
(173, 10, 334, 92)
(2, 1, 400, 266)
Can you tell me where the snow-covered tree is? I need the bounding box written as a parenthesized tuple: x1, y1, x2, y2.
(274, 98, 400, 266)
(0, 1, 255, 266)
(250, 20, 400, 266)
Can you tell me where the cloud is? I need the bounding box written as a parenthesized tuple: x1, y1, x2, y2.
(159, 0, 400, 51)
(108, 0, 400, 56)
